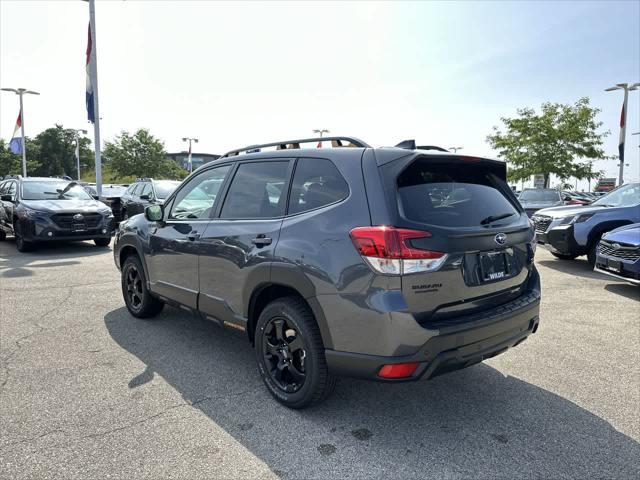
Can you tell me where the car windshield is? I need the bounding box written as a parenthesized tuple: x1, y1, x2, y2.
(592, 183, 640, 207)
(154, 181, 180, 199)
(519, 189, 561, 202)
(22, 181, 93, 201)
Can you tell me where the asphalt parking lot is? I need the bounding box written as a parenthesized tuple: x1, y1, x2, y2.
(1, 239, 639, 479)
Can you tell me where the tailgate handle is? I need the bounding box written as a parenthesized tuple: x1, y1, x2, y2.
(252, 234, 272, 247)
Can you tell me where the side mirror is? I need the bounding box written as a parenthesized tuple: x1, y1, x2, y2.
(1, 194, 14, 202)
(145, 204, 163, 222)
(563, 195, 571, 201)
(139, 194, 151, 201)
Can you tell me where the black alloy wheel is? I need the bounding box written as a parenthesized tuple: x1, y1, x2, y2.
(14, 221, 33, 252)
(255, 297, 336, 409)
(121, 255, 164, 318)
(262, 317, 307, 393)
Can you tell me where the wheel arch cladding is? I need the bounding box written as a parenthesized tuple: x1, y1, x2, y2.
(588, 220, 634, 246)
(247, 283, 333, 349)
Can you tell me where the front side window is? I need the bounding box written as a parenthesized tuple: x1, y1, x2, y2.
(154, 181, 180, 200)
(140, 183, 152, 198)
(169, 165, 230, 220)
(220, 161, 289, 219)
(21, 181, 93, 201)
(593, 183, 640, 208)
(288, 158, 349, 215)
(128, 183, 140, 195)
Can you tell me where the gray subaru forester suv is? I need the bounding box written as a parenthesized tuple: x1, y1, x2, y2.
(114, 137, 541, 408)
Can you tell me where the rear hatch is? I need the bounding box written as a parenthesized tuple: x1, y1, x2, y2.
(376, 153, 535, 325)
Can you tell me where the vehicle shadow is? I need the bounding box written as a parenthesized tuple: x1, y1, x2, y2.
(104, 306, 640, 479)
(537, 257, 604, 280)
(0, 239, 109, 278)
(604, 283, 640, 301)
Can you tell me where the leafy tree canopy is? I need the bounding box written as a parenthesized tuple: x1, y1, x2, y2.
(103, 129, 187, 180)
(486, 97, 609, 187)
(0, 125, 93, 178)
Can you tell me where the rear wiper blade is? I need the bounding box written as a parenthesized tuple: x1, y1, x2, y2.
(480, 212, 515, 225)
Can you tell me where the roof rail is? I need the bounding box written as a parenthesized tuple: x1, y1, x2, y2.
(1, 174, 22, 180)
(220, 136, 371, 158)
(394, 140, 449, 152)
(135, 177, 154, 182)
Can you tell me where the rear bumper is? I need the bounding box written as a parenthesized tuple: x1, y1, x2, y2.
(325, 277, 541, 382)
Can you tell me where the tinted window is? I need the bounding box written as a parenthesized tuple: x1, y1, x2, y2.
(0, 182, 6, 195)
(154, 181, 180, 199)
(21, 181, 92, 201)
(289, 158, 349, 214)
(519, 189, 561, 202)
(140, 183, 152, 197)
(6, 182, 17, 196)
(397, 160, 519, 227)
(593, 183, 640, 207)
(170, 165, 230, 220)
(129, 183, 140, 195)
(221, 161, 289, 219)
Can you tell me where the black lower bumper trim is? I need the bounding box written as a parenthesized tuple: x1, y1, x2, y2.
(325, 295, 540, 382)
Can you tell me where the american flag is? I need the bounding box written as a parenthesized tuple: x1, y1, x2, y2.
(86, 23, 95, 123)
(9, 110, 22, 155)
(618, 102, 625, 166)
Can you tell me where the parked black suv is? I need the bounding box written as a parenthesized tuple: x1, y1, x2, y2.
(0, 176, 114, 251)
(114, 137, 541, 408)
(121, 178, 180, 220)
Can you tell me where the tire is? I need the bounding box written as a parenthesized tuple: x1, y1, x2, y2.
(14, 221, 34, 252)
(94, 237, 111, 247)
(255, 296, 336, 409)
(587, 241, 599, 268)
(121, 255, 164, 318)
(551, 252, 578, 260)
(0, 230, 5, 241)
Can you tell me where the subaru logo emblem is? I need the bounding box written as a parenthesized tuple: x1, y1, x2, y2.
(612, 243, 621, 250)
(73, 213, 84, 221)
(495, 233, 507, 245)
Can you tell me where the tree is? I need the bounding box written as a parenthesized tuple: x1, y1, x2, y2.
(32, 125, 94, 178)
(486, 98, 609, 188)
(103, 129, 187, 180)
(0, 137, 43, 177)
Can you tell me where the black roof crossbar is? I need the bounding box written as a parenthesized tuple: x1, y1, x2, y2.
(220, 136, 371, 158)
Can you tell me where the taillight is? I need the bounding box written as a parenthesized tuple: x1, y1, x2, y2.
(349, 226, 447, 275)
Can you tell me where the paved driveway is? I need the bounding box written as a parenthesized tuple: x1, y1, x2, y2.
(1, 239, 638, 479)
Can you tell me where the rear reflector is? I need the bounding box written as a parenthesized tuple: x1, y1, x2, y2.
(378, 362, 420, 379)
(349, 226, 447, 275)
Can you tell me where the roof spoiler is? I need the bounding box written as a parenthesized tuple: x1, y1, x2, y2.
(394, 140, 449, 152)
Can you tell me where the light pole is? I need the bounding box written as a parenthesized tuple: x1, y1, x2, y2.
(313, 129, 329, 138)
(605, 82, 639, 186)
(1, 87, 40, 177)
(182, 137, 198, 173)
(72, 129, 88, 180)
(449, 146, 463, 153)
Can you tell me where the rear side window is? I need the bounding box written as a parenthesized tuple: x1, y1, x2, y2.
(288, 158, 349, 215)
(220, 161, 289, 219)
(397, 160, 518, 227)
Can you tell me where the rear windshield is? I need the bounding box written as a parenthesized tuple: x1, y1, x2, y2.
(397, 160, 519, 227)
(519, 189, 561, 202)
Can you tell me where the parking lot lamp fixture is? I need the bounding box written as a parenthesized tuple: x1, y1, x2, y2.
(605, 82, 639, 186)
(449, 147, 463, 153)
(72, 129, 89, 180)
(1, 87, 40, 177)
(182, 137, 199, 173)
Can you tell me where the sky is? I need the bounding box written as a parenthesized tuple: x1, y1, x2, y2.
(1, 0, 639, 189)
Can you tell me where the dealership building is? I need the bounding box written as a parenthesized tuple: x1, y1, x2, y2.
(166, 152, 220, 170)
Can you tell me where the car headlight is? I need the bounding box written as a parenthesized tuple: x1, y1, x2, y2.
(17, 207, 44, 220)
(559, 213, 594, 225)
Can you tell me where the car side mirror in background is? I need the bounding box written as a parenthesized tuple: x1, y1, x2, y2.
(139, 194, 151, 201)
(145, 204, 163, 222)
(1, 194, 14, 202)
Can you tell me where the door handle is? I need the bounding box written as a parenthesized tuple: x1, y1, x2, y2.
(251, 234, 272, 247)
(187, 231, 201, 241)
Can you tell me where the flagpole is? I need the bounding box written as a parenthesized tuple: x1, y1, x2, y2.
(17, 92, 27, 177)
(88, 0, 103, 197)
